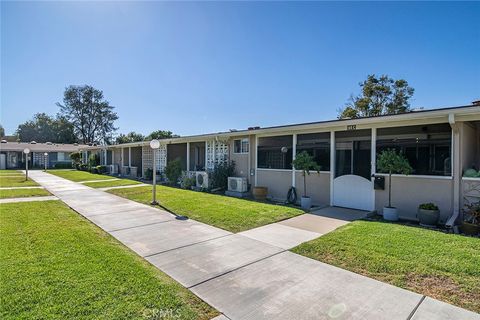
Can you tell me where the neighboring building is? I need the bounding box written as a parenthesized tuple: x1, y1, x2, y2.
(0, 141, 83, 169)
(82, 103, 480, 225)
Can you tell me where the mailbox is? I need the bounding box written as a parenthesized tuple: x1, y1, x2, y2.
(374, 175, 385, 190)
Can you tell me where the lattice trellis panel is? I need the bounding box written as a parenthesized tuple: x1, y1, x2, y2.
(142, 144, 167, 173)
(206, 140, 229, 171)
(462, 178, 480, 207)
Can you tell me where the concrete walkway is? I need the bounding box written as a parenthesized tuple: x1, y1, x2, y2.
(26, 171, 479, 320)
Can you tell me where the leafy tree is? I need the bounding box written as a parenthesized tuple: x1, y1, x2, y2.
(70, 152, 82, 166)
(145, 130, 179, 140)
(377, 149, 412, 208)
(165, 158, 183, 185)
(16, 113, 76, 143)
(292, 151, 320, 198)
(0, 124, 5, 137)
(115, 131, 144, 144)
(339, 74, 414, 119)
(57, 85, 118, 144)
(210, 161, 236, 190)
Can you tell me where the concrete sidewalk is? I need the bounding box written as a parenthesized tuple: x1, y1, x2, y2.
(26, 171, 479, 320)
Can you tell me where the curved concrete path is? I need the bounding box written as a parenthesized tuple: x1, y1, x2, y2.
(27, 171, 479, 320)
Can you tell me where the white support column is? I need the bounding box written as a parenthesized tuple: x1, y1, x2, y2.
(205, 141, 208, 171)
(186, 142, 190, 172)
(292, 133, 297, 187)
(254, 135, 259, 187)
(371, 127, 377, 211)
(330, 130, 335, 206)
(104, 149, 107, 165)
(121, 147, 124, 168)
(128, 147, 132, 167)
(447, 113, 461, 229)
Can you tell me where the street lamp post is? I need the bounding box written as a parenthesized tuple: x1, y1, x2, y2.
(150, 139, 160, 205)
(44, 152, 48, 171)
(23, 148, 30, 181)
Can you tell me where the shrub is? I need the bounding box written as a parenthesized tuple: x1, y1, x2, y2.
(54, 162, 73, 169)
(70, 152, 82, 166)
(419, 203, 439, 211)
(165, 159, 182, 185)
(88, 153, 100, 170)
(180, 174, 196, 189)
(144, 168, 153, 180)
(96, 165, 107, 174)
(210, 161, 235, 190)
(79, 164, 89, 171)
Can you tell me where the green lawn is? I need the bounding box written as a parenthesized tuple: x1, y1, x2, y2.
(0, 188, 50, 199)
(0, 201, 217, 320)
(49, 170, 117, 182)
(109, 185, 304, 233)
(291, 221, 480, 313)
(0, 176, 38, 187)
(83, 179, 142, 188)
(0, 170, 22, 176)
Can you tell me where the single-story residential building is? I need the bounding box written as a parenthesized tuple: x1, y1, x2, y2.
(0, 141, 83, 169)
(82, 103, 480, 225)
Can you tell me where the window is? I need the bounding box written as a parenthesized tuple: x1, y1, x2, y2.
(376, 123, 452, 176)
(234, 138, 249, 154)
(296, 132, 330, 171)
(258, 135, 292, 169)
(57, 152, 66, 161)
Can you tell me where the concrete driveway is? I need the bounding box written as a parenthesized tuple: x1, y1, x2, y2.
(27, 171, 479, 320)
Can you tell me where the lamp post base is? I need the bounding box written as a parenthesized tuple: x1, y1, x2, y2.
(151, 201, 159, 205)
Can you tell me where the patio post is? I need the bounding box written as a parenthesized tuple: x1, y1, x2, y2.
(330, 131, 335, 206)
(292, 134, 297, 187)
(186, 142, 190, 172)
(371, 127, 377, 210)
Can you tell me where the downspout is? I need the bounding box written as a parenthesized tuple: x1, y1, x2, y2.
(446, 113, 461, 232)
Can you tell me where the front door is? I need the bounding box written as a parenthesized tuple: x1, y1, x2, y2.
(333, 129, 374, 211)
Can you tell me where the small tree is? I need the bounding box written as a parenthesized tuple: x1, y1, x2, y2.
(88, 153, 100, 171)
(70, 152, 82, 167)
(165, 158, 183, 185)
(292, 151, 320, 198)
(210, 161, 236, 190)
(377, 149, 412, 208)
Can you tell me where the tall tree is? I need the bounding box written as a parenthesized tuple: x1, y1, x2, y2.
(0, 124, 4, 138)
(16, 113, 76, 143)
(115, 131, 145, 144)
(145, 130, 179, 140)
(339, 74, 414, 119)
(57, 85, 118, 144)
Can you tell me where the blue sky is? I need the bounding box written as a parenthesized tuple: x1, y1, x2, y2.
(1, 1, 479, 136)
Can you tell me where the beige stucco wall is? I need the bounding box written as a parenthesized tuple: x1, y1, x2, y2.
(257, 169, 292, 201)
(375, 176, 453, 223)
(228, 135, 255, 185)
(295, 171, 330, 206)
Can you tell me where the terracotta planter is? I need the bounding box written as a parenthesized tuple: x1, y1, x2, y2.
(417, 209, 439, 227)
(461, 222, 480, 236)
(252, 186, 268, 201)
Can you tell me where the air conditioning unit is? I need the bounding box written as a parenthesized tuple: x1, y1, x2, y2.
(228, 177, 248, 192)
(196, 172, 209, 188)
(109, 164, 118, 174)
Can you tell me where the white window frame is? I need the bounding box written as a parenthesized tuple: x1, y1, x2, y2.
(233, 138, 249, 154)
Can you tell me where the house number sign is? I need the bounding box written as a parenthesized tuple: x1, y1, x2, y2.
(347, 125, 357, 131)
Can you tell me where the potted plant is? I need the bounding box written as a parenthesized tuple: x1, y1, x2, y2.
(417, 203, 440, 226)
(462, 201, 480, 236)
(377, 149, 412, 221)
(292, 151, 320, 210)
